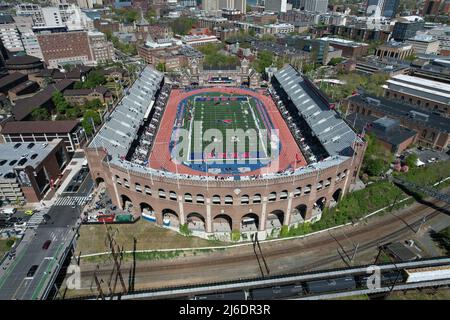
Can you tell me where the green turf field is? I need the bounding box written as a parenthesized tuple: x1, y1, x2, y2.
(181, 92, 271, 162)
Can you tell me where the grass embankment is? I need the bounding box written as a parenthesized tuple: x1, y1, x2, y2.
(0, 238, 15, 259)
(82, 247, 226, 264)
(282, 161, 450, 238)
(282, 181, 410, 237)
(398, 161, 450, 189)
(76, 219, 225, 257)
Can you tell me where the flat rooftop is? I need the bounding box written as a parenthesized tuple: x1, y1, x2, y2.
(0, 139, 62, 179)
(348, 93, 450, 133)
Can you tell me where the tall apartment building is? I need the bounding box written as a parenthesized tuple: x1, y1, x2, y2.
(265, 0, 288, 13)
(0, 22, 24, 53)
(421, 0, 442, 15)
(203, 0, 247, 13)
(16, 3, 78, 27)
(366, 0, 400, 18)
(304, 0, 328, 13)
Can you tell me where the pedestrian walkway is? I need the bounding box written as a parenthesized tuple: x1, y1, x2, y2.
(26, 209, 49, 229)
(53, 196, 90, 207)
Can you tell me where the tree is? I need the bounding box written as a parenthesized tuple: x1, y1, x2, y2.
(86, 99, 103, 111)
(145, 8, 157, 22)
(52, 91, 69, 114)
(31, 108, 50, 120)
(253, 50, 274, 73)
(84, 109, 101, 125)
(65, 107, 81, 119)
(362, 133, 393, 177)
(156, 62, 166, 72)
(81, 109, 101, 135)
(405, 154, 419, 168)
(365, 158, 387, 176)
(75, 70, 106, 89)
(169, 17, 197, 35)
(328, 57, 344, 66)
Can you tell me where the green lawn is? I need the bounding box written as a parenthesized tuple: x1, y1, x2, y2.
(181, 92, 271, 161)
(75, 219, 226, 256)
(0, 238, 14, 259)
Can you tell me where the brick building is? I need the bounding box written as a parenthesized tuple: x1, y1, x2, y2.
(346, 93, 450, 151)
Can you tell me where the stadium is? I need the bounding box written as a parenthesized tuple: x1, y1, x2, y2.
(86, 65, 366, 240)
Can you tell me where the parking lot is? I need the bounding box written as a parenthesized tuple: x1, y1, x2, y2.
(402, 147, 450, 166)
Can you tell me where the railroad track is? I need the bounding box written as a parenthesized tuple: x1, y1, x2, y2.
(62, 196, 449, 299)
(79, 198, 447, 276)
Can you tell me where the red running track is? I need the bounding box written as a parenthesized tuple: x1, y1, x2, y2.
(148, 88, 306, 177)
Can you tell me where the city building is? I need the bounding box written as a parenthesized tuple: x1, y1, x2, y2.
(383, 74, 450, 117)
(180, 34, 221, 47)
(422, 26, 450, 55)
(87, 31, 115, 64)
(265, 0, 288, 13)
(346, 114, 417, 154)
(319, 37, 369, 59)
(354, 57, 410, 76)
(265, 23, 295, 34)
(181, 58, 260, 88)
(0, 139, 69, 203)
(7, 80, 40, 102)
(0, 16, 24, 53)
(304, 0, 328, 13)
(63, 87, 112, 106)
(405, 34, 440, 55)
(366, 0, 400, 18)
(16, 3, 78, 28)
(138, 44, 203, 72)
(12, 79, 74, 121)
(346, 93, 450, 150)
(324, 25, 391, 42)
(1, 120, 84, 153)
(37, 31, 113, 68)
(375, 42, 415, 61)
(421, 0, 443, 15)
(5, 55, 44, 75)
(392, 19, 425, 41)
(0, 73, 28, 96)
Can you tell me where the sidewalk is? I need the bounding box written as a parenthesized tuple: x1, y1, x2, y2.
(36, 156, 86, 210)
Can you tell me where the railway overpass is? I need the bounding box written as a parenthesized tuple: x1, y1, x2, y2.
(67, 257, 450, 300)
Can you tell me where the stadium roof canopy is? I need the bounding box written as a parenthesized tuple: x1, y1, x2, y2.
(89, 66, 163, 159)
(274, 65, 359, 156)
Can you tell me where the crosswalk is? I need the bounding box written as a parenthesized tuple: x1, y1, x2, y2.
(27, 209, 48, 228)
(53, 196, 90, 207)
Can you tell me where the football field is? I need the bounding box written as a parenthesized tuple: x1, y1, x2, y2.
(180, 92, 272, 163)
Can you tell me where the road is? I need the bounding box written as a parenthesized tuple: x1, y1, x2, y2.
(0, 174, 93, 300)
(71, 194, 450, 296)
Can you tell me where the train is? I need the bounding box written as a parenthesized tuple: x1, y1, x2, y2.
(190, 264, 450, 300)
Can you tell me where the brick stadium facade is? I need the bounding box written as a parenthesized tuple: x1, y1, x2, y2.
(86, 66, 366, 239)
(87, 149, 364, 233)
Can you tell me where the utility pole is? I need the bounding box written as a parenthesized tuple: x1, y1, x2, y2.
(105, 224, 127, 293)
(93, 265, 105, 301)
